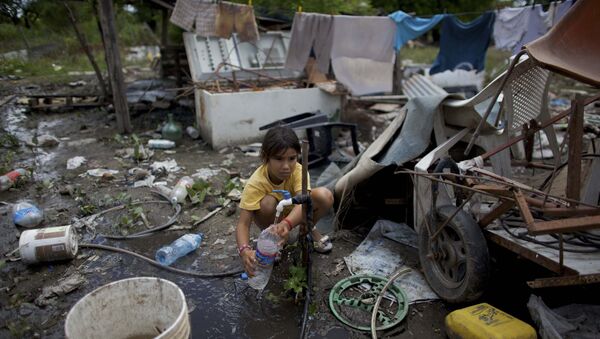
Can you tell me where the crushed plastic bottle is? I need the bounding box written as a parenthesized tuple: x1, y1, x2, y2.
(0, 168, 27, 191)
(155, 233, 204, 266)
(12, 201, 44, 228)
(248, 225, 281, 290)
(170, 176, 194, 204)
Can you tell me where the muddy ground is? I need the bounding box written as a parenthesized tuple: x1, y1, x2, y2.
(0, 74, 599, 338)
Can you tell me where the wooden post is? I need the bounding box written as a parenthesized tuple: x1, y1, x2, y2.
(566, 95, 584, 204)
(97, 0, 132, 133)
(64, 2, 108, 100)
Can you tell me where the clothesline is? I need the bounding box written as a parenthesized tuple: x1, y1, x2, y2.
(382, 0, 570, 19)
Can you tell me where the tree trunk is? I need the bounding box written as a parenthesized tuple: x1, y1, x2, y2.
(64, 2, 108, 100)
(97, 0, 131, 134)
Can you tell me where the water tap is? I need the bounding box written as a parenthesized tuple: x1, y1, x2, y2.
(272, 190, 292, 220)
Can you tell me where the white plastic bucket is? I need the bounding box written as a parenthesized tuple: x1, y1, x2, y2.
(65, 277, 190, 339)
(19, 225, 78, 264)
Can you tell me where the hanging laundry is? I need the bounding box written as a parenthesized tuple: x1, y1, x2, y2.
(512, 4, 550, 55)
(170, 0, 198, 32)
(195, 2, 218, 37)
(493, 7, 529, 51)
(170, 0, 218, 37)
(388, 11, 445, 50)
(284, 13, 334, 74)
(543, 2, 556, 30)
(215, 2, 259, 43)
(554, 0, 574, 25)
(330, 15, 397, 96)
(430, 12, 495, 75)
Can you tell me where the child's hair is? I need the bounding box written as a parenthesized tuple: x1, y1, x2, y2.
(261, 126, 301, 163)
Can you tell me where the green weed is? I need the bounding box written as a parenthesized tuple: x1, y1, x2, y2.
(284, 264, 308, 297)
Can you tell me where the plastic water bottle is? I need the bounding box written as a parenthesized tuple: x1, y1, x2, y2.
(0, 168, 27, 191)
(147, 139, 176, 149)
(170, 176, 194, 204)
(248, 226, 281, 290)
(12, 201, 44, 228)
(155, 233, 204, 266)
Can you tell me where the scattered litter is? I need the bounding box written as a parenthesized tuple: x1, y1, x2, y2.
(192, 168, 222, 181)
(222, 153, 235, 166)
(27, 134, 60, 147)
(133, 175, 155, 188)
(153, 184, 172, 197)
(68, 80, 86, 87)
(211, 254, 230, 260)
(186, 126, 200, 139)
(344, 219, 438, 303)
(227, 188, 242, 201)
(238, 143, 262, 157)
(128, 167, 150, 180)
(35, 272, 86, 307)
(115, 145, 153, 160)
(164, 150, 177, 154)
(85, 169, 119, 177)
(193, 199, 231, 226)
(213, 238, 227, 245)
(148, 139, 175, 149)
(12, 200, 43, 228)
(325, 259, 346, 277)
(218, 147, 230, 154)
(150, 159, 181, 173)
(67, 156, 87, 170)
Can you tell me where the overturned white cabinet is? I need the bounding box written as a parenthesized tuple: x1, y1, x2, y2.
(183, 32, 342, 149)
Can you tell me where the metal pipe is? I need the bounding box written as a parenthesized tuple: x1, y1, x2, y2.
(465, 50, 527, 155)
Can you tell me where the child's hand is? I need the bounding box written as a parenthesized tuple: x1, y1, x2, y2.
(273, 222, 290, 247)
(240, 249, 256, 277)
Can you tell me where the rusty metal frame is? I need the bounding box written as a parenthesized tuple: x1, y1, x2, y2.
(527, 274, 600, 288)
(485, 231, 578, 275)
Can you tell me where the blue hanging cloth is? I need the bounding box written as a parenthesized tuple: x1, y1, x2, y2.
(430, 12, 495, 75)
(388, 10, 445, 50)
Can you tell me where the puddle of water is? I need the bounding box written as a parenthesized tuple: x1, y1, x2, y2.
(81, 238, 305, 338)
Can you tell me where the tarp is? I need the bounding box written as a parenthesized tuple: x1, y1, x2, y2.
(334, 94, 451, 200)
(344, 219, 439, 303)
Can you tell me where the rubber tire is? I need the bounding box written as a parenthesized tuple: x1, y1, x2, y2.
(418, 205, 490, 303)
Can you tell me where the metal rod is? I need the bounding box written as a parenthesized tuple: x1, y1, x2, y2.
(301, 140, 309, 264)
(566, 95, 584, 204)
(465, 50, 527, 155)
(430, 193, 473, 240)
(480, 93, 600, 161)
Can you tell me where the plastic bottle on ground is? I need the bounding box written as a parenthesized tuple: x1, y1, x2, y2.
(170, 176, 194, 204)
(0, 168, 27, 191)
(248, 225, 281, 290)
(186, 126, 200, 140)
(148, 139, 176, 149)
(155, 233, 204, 266)
(12, 201, 44, 228)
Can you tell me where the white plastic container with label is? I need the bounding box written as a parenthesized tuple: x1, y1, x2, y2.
(19, 225, 78, 264)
